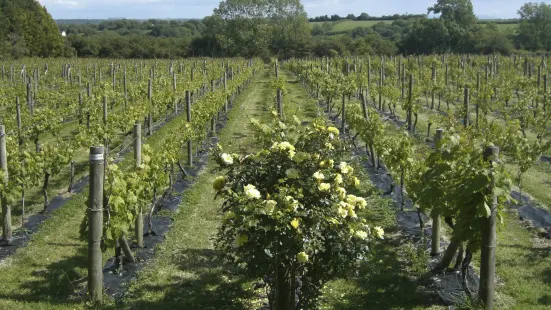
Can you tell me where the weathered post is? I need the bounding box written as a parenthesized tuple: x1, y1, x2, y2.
(88, 146, 104, 306)
(186, 91, 193, 167)
(133, 123, 143, 248)
(147, 79, 152, 136)
(479, 146, 499, 310)
(0, 125, 12, 245)
(431, 129, 444, 256)
(464, 88, 470, 127)
(407, 74, 413, 131)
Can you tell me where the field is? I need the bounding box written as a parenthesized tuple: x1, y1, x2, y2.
(0, 55, 550, 309)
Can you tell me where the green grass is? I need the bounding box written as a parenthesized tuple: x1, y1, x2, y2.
(280, 70, 322, 121)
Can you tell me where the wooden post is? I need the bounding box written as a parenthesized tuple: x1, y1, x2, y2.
(27, 83, 33, 116)
(134, 123, 142, 168)
(186, 91, 193, 167)
(88, 146, 104, 306)
(68, 160, 75, 193)
(431, 64, 436, 110)
(133, 123, 143, 248)
(464, 88, 470, 127)
(124, 66, 128, 108)
(401, 64, 405, 99)
(479, 146, 499, 310)
(16, 97, 22, 147)
(103, 96, 108, 124)
(341, 93, 346, 133)
(147, 79, 152, 136)
(407, 74, 413, 131)
(476, 73, 480, 129)
(545, 74, 548, 112)
(0, 125, 12, 245)
(275, 61, 283, 117)
(172, 73, 178, 115)
(431, 129, 444, 256)
(112, 65, 116, 91)
(445, 62, 449, 86)
(224, 72, 228, 116)
(378, 67, 383, 111)
(87, 83, 92, 129)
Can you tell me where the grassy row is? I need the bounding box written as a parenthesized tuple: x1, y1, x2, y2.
(120, 68, 276, 309)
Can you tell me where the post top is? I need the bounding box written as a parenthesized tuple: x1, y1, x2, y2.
(90, 146, 104, 154)
(484, 145, 500, 159)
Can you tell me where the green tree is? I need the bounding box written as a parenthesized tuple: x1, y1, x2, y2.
(516, 2, 551, 51)
(0, 0, 64, 58)
(428, 0, 477, 51)
(401, 18, 451, 54)
(205, 0, 311, 59)
(428, 0, 476, 27)
(4, 33, 29, 59)
(472, 24, 513, 55)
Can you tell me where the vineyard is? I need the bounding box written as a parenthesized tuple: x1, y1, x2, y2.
(0, 55, 550, 309)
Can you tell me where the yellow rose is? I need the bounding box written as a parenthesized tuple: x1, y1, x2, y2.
(244, 184, 261, 199)
(373, 226, 384, 239)
(290, 218, 300, 229)
(318, 183, 331, 192)
(221, 153, 233, 165)
(327, 127, 339, 135)
(297, 251, 309, 263)
(354, 230, 368, 240)
(312, 171, 325, 181)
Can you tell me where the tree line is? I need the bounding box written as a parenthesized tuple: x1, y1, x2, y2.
(308, 13, 426, 22)
(2, 0, 551, 59)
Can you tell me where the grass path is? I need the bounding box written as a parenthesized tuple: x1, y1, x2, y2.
(122, 68, 274, 309)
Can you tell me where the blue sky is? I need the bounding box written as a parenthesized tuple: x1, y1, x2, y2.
(37, 0, 551, 20)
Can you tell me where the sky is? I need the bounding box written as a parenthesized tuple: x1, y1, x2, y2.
(37, 0, 551, 20)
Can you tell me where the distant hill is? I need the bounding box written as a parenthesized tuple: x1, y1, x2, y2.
(0, 0, 64, 57)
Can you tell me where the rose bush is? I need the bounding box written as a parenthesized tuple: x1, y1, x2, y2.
(213, 115, 383, 309)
